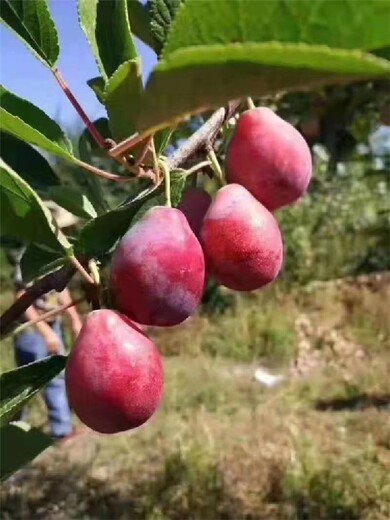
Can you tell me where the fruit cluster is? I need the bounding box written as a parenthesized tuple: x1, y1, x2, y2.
(65, 107, 312, 434)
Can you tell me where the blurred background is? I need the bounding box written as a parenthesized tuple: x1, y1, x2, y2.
(1, 1, 389, 519)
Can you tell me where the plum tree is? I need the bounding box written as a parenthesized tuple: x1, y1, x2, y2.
(226, 107, 312, 211)
(65, 309, 163, 434)
(110, 206, 205, 326)
(179, 187, 212, 237)
(200, 183, 283, 291)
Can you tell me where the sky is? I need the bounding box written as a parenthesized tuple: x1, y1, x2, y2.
(0, 0, 157, 129)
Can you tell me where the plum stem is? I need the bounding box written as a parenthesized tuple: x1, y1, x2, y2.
(186, 160, 211, 176)
(68, 255, 95, 285)
(8, 297, 85, 339)
(207, 146, 225, 187)
(150, 138, 161, 185)
(89, 260, 100, 286)
(246, 97, 256, 110)
(159, 160, 172, 207)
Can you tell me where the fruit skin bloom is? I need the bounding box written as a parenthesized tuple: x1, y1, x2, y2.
(200, 184, 283, 292)
(65, 310, 164, 434)
(226, 107, 312, 211)
(110, 206, 205, 327)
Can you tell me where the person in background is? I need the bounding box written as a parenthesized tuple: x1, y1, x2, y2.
(7, 203, 84, 442)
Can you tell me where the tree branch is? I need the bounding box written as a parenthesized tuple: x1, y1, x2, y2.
(168, 100, 241, 169)
(0, 264, 76, 338)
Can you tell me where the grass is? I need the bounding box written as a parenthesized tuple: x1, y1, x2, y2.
(1, 276, 389, 519)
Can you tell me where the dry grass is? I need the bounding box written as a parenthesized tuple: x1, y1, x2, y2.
(1, 276, 389, 519)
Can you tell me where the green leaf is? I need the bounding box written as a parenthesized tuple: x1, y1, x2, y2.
(0, 421, 52, 481)
(0, 356, 67, 427)
(136, 44, 390, 133)
(0, 0, 59, 68)
(104, 60, 144, 140)
(87, 76, 106, 104)
(0, 132, 60, 192)
(78, 129, 110, 215)
(148, 0, 183, 55)
(163, 0, 390, 56)
(48, 186, 97, 220)
(127, 0, 155, 50)
(133, 169, 186, 220)
(78, 0, 138, 81)
(0, 159, 72, 253)
(21, 244, 65, 283)
(76, 183, 160, 258)
(0, 85, 74, 161)
(154, 126, 175, 155)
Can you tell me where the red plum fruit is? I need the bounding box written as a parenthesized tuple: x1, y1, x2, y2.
(179, 187, 212, 237)
(226, 107, 312, 211)
(110, 206, 205, 327)
(200, 183, 283, 291)
(65, 309, 163, 434)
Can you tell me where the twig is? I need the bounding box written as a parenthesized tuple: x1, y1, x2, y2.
(53, 69, 108, 151)
(0, 264, 75, 338)
(9, 297, 84, 338)
(73, 157, 132, 183)
(134, 136, 153, 167)
(109, 133, 148, 159)
(68, 255, 95, 285)
(168, 100, 242, 169)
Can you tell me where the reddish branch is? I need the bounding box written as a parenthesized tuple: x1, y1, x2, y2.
(0, 101, 242, 338)
(53, 69, 108, 151)
(0, 264, 75, 338)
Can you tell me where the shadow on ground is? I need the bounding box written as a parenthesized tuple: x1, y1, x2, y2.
(315, 393, 390, 412)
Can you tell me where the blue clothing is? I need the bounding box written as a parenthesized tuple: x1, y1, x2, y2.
(14, 320, 72, 438)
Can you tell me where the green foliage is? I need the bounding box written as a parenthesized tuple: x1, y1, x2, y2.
(86, 76, 105, 105)
(76, 183, 160, 258)
(48, 186, 97, 219)
(0, 356, 66, 427)
(0, 0, 59, 68)
(0, 421, 52, 482)
(0, 85, 74, 161)
(163, 0, 390, 54)
(0, 159, 72, 253)
(0, 132, 60, 193)
(127, 0, 155, 50)
(104, 59, 144, 140)
(137, 45, 389, 134)
(78, 0, 138, 81)
(78, 122, 113, 214)
(133, 169, 187, 219)
(278, 154, 389, 284)
(20, 245, 64, 284)
(148, 0, 183, 55)
(135, 0, 390, 133)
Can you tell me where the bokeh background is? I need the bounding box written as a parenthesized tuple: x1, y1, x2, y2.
(1, 1, 389, 519)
